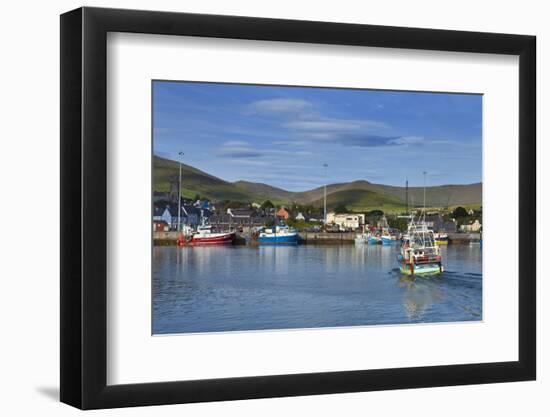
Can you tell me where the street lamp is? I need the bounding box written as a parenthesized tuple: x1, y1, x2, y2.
(177, 151, 184, 232)
(323, 163, 328, 227)
(422, 171, 427, 211)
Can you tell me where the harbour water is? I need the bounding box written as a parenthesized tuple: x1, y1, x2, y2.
(153, 244, 482, 334)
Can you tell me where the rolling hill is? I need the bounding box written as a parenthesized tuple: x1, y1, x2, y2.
(153, 155, 481, 210)
(310, 189, 406, 211)
(291, 180, 482, 208)
(233, 181, 294, 202)
(154, 155, 257, 202)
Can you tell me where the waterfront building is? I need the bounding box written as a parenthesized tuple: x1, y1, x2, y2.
(276, 207, 290, 220)
(460, 219, 482, 232)
(326, 212, 365, 231)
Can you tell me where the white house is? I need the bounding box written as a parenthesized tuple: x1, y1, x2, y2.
(460, 219, 482, 232)
(326, 212, 365, 230)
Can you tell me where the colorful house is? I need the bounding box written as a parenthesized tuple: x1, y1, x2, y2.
(153, 220, 169, 232)
(276, 207, 289, 220)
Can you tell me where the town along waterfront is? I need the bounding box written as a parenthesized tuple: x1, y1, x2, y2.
(152, 243, 482, 334)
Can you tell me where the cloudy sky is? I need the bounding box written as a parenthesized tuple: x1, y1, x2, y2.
(153, 81, 482, 191)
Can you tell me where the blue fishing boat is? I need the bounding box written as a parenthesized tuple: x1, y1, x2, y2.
(257, 224, 298, 244)
(368, 235, 380, 245)
(380, 235, 397, 245)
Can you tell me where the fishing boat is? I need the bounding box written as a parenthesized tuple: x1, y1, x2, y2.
(355, 225, 371, 245)
(380, 234, 394, 245)
(434, 232, 449, 245)
(397, 216, 443, 276)
(187, 224, 236, 245)
(368, 234, 380, 245)
(257, 224, 298, 244)
(355, 232, 371, 245)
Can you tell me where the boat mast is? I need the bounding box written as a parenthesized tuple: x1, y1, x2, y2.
(323, 163, 328, 228)
(177, 151, 184, 232)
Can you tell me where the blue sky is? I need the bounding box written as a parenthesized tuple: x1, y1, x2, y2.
(153, 81, 482, 191)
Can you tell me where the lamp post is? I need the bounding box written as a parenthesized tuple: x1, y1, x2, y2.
(177, 151, 184, 232)
(323, 163, 328, 227)
(422, 171, 427, 211)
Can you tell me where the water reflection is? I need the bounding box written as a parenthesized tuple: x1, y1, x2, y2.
(153, 244, 482, 334)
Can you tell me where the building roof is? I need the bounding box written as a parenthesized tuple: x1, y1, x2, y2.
(153, 204, 168, 216)
(228, 208, 254, 218)
(182, 205, 201, 216)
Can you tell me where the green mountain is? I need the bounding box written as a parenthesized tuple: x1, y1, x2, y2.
(233, 181, 294, 202)
(154, 155, 481, 210)
(291, 180, 482, 208)
(310, 189, 406, 211)
(154, 155, 257, 202)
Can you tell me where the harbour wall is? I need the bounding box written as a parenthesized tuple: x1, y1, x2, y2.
(298, 232, 355, 244)
(447, 232, 481, 243)
(153, 231, 181, 246)
(153, 231, 481, 245)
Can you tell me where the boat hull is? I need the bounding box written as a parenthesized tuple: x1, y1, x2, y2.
(399, 263, 443, 276)
(257, 234, 298, 244)
(381, 236, 399, 245)
(189, 232, 236, 245)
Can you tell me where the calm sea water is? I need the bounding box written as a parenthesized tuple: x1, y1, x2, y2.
(152, 244, 482, 334)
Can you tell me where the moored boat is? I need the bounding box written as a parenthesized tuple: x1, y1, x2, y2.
(380, 235, 393, 245)
(368, 234, 380, 245)
(355, 232, 370, 245)
(257, 224, 298, 244)
(434, 232, 449, 245)
(188, 224, 236, 245)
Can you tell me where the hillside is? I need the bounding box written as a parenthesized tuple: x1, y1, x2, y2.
(310, 189, 406, 211)
(154, 155, 258, 202)
(153, 155, 482, 209)
(293, 180, 482, 208)
(233, 181, 294, 202)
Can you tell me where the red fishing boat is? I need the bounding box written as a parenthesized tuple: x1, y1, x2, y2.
(187, 224, 235, 245)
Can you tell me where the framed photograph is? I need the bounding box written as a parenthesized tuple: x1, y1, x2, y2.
(60, 7, 536, 409)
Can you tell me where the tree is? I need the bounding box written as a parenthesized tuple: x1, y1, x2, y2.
(453, 206, 468, 218)
(388, 217, 408, 232)
(194, 193, 201, 201)
(224, 201, 246, 209)
(265, 218, 275, 227)
(367, 209, 384, 217)
(261, 200, 274, 209)
(334, 204, 349, 214)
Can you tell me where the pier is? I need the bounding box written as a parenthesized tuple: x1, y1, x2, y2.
(298, 232, 355, 244)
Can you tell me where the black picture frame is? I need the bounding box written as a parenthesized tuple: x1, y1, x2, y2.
(60, 6, 536, 410)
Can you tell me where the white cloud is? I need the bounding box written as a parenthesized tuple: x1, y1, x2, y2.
(286, 118, 387, 133)
(246, 98, 313, 115)
(222, 140, 249, 146)
(387, 136, 424, 146)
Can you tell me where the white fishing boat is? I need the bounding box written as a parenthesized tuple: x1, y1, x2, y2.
(355, 232, 371, 245)
(397, 215, 443, 275)
(354, 225, 371, 245)
(396, 172, 443, 276)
